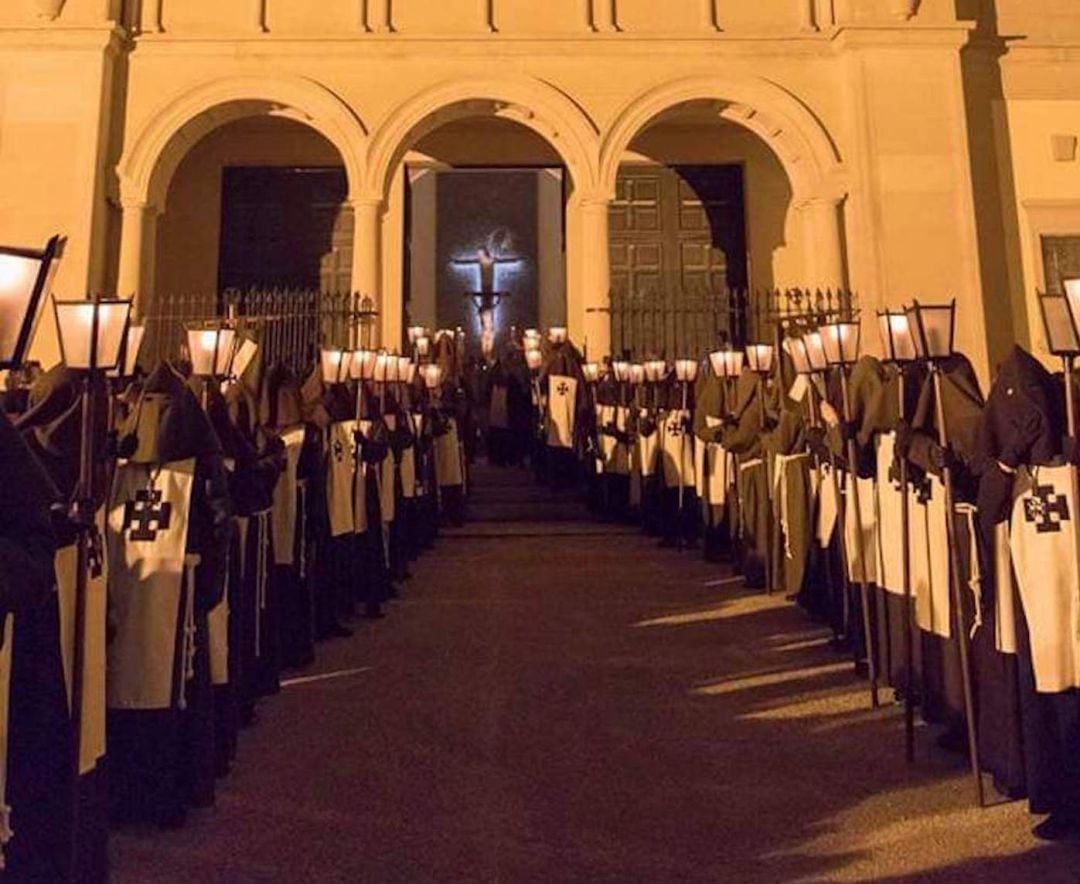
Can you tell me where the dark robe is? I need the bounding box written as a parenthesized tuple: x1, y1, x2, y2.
(14, 366, 109, 882)
(722, 368, 776, 589)
(978, 346, 1076, 810)
(2, 407, 71, 881)
(108, 363, 231, 828)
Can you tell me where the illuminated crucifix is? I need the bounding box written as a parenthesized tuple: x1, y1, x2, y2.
(451, 238, 522, 336)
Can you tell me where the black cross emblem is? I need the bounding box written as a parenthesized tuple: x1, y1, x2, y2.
(668, 421, 683, 438)
(123, 488, 172, 542)
(556, 381, 569, 397)
(1024, 483, 1071, 534)
(333, 437, 345, 462)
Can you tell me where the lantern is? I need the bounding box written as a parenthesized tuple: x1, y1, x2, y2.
(407, 325, 426, 345)
(1038, 292, 1080, 356)
(877, 310, 917, 364)
(415, 335, 431, 359)
(402, 362, 418, 385)
(374, 351, 390, 382)
(784, 336, 813, 376)
(525, 348, 543, 372)
(612, 360, 631, 383)
(320, 348, 352, 384)
(548, 326, 568, 344)
(53, 296, 133, 373)
(723, 349, 745, 378)
(906, 300, 956, 360)
(675, 358, 699, 383)
(745, 343, 775, 375)
(801, 332, 828, 373)
(582, 362, 600, 384)
(629, 364, 646, 386)
(709, 350, 726, 378)
(421, 364, 443, 390)
(819, 321, 861, 367)
(1059, 279, 1080, 352)
(396, 355, 413, 381)
(0, 236, 61, 370)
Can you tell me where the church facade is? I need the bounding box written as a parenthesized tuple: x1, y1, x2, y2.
(1, 0, 1078, 378)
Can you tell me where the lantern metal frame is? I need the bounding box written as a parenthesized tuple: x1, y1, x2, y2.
(877, 309, 917, 365)
(184, 323, 238, 379)
(0, 235, 61, 370)
(54, 294, 134, 373)
(745, 343, 775, 376)
(905, 299, 957, 361)
(818, 320, 862, 367)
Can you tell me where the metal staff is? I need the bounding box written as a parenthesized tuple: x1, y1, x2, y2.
(907, 300, 983, 807)
(819, 321, 880, 708)
(878, 309, 918, 763)
(746, 342, 776, 593)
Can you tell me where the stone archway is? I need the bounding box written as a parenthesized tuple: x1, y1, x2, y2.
(115, 74, 369, 304)
(364, 76, 601, 347)
(364, 75, 600, 200)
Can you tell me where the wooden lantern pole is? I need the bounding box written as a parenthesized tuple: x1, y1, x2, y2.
(929, 361, 984, 807)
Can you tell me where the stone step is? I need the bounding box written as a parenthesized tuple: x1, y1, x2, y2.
(467, 501, 594, 523)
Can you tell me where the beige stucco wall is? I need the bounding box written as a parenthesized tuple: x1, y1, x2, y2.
(0, 0, 1077, 377)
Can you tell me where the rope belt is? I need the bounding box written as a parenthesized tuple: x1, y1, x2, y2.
(955, 502, 984, 639)
(179, 554, 201, 711)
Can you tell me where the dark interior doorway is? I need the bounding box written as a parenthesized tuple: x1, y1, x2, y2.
(218, 166, 353, 293)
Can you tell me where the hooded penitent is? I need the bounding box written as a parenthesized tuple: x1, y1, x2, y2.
(106, 361, 230, 826)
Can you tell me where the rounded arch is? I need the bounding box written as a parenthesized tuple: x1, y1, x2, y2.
(118, 74, 369, 210)
(599, 75, 845, 203)
(365, 76, 601, 200)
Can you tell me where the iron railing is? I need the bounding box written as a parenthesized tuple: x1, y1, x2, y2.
(142, 289, 376, 374)
(606, 287, 859, 360)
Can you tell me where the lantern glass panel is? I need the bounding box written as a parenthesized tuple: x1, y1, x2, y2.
(1039, 293, 1080, 356)
(1063, 279, 1080, 341)
(746, 344, 774, 374)
(0, 250, 51, 368)
(878, 312, 917, 363)
(55, 299, 132, 371)
(820, 322, 860, 366)
(629, 364, 645, 385)
(582, 362, 599, 384)
(548, 326, 568, 344)
(397, 356, 412, 379)
(525, 349, 543, 371)
(110, 323, 145, 378)
(724, 350, 744, 377)
(909, 302, 955, 359)
(320, 349, 349, 384)
(709, 350, 726, 378)
(802, 332, 828, 372)
(784, 337, 812, 375)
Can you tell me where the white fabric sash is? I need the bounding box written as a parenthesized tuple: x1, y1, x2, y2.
(327, 420, 357, 537)
(546, 374, 577, 449)
(1009, 464, 1080, 691)
(106, 458, 196, 710)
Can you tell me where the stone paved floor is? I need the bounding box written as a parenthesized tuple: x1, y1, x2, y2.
(112, 479, 1080, 882)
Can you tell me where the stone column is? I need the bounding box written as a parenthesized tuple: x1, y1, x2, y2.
(801, 197, 846, 291)
(578, 196, 612, 359)
(352, 195, 383, 345)
(117, 202, 155, 314)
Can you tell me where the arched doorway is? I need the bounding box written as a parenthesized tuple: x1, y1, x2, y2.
(115, 76, 369, 362)
(598, 77, 847, 358)
(364, 79, 600, 351)
(397, 114, 569, 354)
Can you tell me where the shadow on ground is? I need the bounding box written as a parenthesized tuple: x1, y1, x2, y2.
(111, 523, 1080, 882)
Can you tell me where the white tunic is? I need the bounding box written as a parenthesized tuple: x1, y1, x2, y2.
(660, 410, 695, 489)
(546, 375, 577, 449)
(326, 421, 357, 537)
(106, 458, 196, 710)
(1009, 464, 1080, 692)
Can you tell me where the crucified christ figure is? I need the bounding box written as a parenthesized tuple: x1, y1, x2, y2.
(451, 245, 520, 295)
